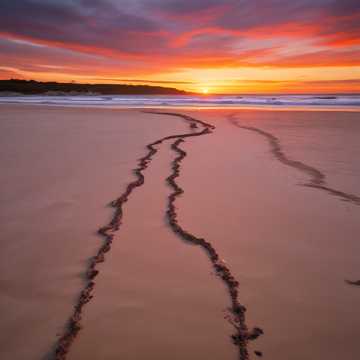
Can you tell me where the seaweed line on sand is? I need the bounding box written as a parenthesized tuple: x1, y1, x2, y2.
(229, 114, 360, 289)
(52, 112, 212, 359)
(150, 111, 264, 359)
(53, 111, 262, 360)
(229, 114, 360, 207)
(345, 280, 360, 286)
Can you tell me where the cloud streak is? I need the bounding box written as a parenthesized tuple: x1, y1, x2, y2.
(0, 0, 359, 92)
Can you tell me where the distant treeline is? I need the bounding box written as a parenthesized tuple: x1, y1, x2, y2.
(0, 79, 188, 95)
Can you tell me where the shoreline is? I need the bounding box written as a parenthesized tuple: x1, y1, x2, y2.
(1, 92, 360, 113)
(1, 101, 360, 112)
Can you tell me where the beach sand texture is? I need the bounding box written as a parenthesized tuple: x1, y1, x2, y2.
(0, 105, 360, 360)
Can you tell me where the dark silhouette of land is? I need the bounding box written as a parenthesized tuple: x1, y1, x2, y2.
(0, 79, 188, 95)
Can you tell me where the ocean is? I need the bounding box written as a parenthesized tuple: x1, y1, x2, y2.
(1, 94, 360, 109)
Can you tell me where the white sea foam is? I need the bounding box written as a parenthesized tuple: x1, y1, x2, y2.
(0, 94, 360, 108)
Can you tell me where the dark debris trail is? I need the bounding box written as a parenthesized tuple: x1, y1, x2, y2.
(229, 114, 360, 290)
(229, 115, 360, 206)
(52, 111, 262, 360)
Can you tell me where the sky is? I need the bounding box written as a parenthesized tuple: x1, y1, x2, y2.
(0, 0, 360, 94)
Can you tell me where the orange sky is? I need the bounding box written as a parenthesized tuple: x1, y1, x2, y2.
(1, 0, 360, 94)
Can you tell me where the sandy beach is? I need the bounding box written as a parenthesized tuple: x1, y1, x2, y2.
(1, 104, 360, 360)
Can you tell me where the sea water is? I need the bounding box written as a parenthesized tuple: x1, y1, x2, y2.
(0, 94, 360, 109)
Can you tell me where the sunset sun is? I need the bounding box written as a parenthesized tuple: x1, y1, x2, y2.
(201, 88, 209, 94)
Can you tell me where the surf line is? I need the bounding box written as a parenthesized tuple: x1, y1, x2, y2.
(147, 111, 264, 360)
(229, 114, 360, 207)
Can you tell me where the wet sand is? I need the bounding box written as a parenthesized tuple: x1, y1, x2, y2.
(0, 105, 360, 360)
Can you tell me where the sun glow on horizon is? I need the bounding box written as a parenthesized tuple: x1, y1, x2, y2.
(201, 88, 209, 94)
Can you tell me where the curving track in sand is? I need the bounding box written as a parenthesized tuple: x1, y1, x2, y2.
(53, 111, 262, 360)
(229, 114, 360, 289)
(229, 115, 360, 206)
